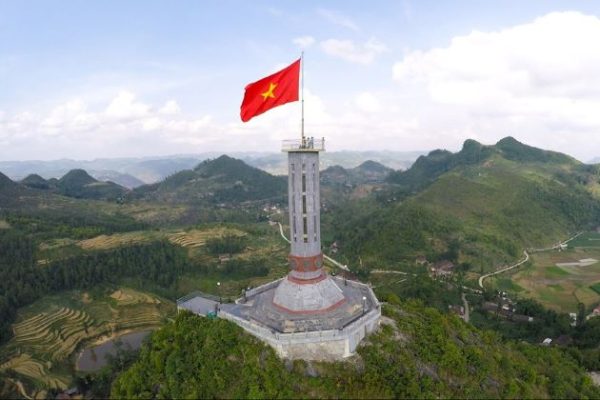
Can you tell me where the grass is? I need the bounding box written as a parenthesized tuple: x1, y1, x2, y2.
(590, 282, 600, 295)
(0, 219, 10, 229)
(566, 231, 600, 248)
(0, 287, 175, 397)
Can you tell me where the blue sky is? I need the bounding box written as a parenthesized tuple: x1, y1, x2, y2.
(2, 1, 600, 160)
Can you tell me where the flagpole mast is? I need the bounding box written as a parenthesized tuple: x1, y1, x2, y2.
(301, 51, 305, 147)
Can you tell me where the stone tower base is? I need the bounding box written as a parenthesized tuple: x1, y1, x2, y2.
(217, 277, 381, 361)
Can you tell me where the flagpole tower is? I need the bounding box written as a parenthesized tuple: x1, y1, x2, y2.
(178, 57, 381, 361)
(300, 51, 305, 146)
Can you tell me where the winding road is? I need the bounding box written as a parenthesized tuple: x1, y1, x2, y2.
(478, 250, 529, 289)
(478, 231, 583, 289)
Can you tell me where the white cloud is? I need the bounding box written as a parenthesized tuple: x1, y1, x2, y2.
(354, 92, 381, 113)
(159, 100, 181, 115)
(321, 38, 388, 64)
(293, 36, 316, 49)
(105, 91, 150, 120)
(317, 8, 359, 31)
(0, 91, 219, 159)
(391, 11, 600, 159)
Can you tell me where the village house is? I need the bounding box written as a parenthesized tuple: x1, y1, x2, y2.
(431, 260, 455, 278)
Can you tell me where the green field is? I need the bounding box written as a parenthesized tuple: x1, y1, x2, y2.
(491, 242, 600, 313)
(0, 287, 175, 399)
(566, 231, 600, 248)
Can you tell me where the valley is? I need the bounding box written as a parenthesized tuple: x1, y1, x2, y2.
(1, 137, 600, 398)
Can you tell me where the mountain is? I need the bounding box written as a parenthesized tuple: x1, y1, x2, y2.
(328, 137, 600, 269)
(21, 174, 52, 190)
(387, 137, 578, 192)
(0, 151, 423, 183)
(132, 155, 286, 204)
(0, 172, 18, 192)
(56, 169, 128, 200)
(322, 160, 393, 187)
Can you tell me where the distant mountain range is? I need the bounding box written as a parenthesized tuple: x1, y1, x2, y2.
(0, 151, 422, 188)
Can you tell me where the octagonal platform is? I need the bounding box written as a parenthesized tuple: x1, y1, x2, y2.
(217, 276, 380, 360)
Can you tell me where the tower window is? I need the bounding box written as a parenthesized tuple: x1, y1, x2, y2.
(302, 173, 306, 193)
(313, 163, 316, 192)
(303, 216, 308, 243)
(302, 195, 307, 214)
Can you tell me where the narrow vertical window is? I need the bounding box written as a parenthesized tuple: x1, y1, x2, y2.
(293, 218, 297, 241)
(302, 195, 307, 214)
(302, 174, 306, 193)
(312, 163, 316, 192)
(303, 216, 308, 243)
(313, 215, 317, 241)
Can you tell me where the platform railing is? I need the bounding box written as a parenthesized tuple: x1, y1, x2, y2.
(282, 137, 325, 151)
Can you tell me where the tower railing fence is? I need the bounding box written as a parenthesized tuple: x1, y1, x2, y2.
(282, 137, 325, 151)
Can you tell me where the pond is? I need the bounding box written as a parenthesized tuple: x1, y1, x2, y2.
(76, 330, 152, 372)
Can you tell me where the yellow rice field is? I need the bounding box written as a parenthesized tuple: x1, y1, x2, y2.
(74, 226, 246, 251)
(167, 227, 245, 248)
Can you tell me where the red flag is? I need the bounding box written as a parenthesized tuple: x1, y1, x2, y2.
(240, 59, 300, 122)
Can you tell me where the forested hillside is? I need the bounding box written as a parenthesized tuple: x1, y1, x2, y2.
(111, 303, 599, 399)
(131, 155, 286, 204)
(326, 137, 600, 270)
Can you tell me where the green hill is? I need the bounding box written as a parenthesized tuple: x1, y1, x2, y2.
(21, 174, 52, 190)
(0, 172, 35, 208)
(328, 137, 600, 270)
(132, 155, 286, 204)
(56, 169, 127, 200)
(111, 303, 599, 399)
(321, 161, 393, 188)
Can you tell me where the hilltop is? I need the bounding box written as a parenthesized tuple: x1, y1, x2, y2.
(111, 302, 599, 399)
(327, 137, 600, 270)
(321, 160, 393, 186)
(18, 169, 129, 201)
(131, 155, 286, 204)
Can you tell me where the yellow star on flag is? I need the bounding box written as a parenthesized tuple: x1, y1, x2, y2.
(261, 82, 277, 101)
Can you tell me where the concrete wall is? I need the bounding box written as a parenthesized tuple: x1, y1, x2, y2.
(220, 306, 380, 361)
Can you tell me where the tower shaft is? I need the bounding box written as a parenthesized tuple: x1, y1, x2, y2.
(287, 150, 323, 283)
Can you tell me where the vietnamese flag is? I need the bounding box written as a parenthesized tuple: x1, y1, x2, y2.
(240, 59, 300, 122)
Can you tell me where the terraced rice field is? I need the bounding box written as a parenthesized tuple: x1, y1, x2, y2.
(12, 307, 105, 362)
(74, 226, 246, 251)
(167, 227, 246, 248)
(0, 354, 68, 391)
(110, 288, 161, 305)
(1, 288, 175, 395)
(77, 231, 159, 250)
